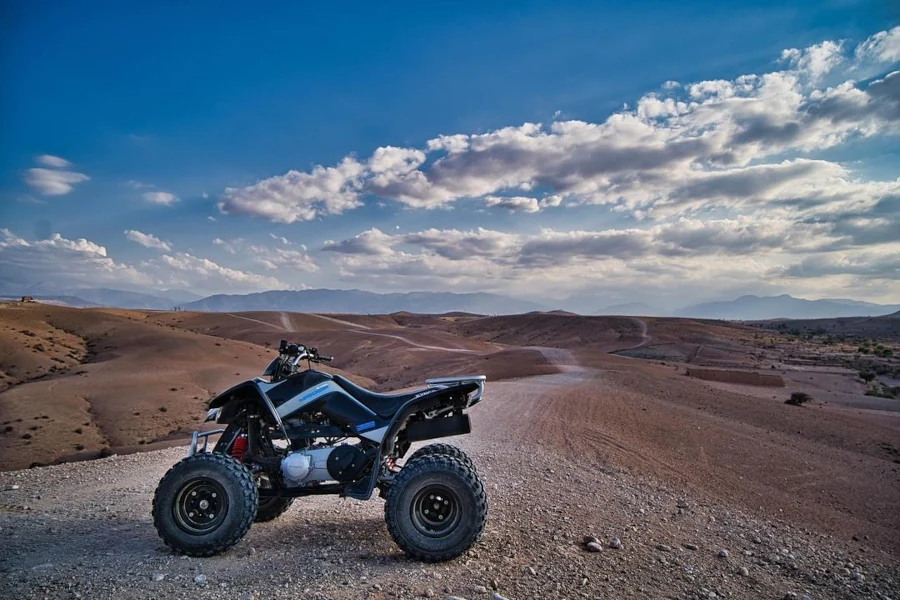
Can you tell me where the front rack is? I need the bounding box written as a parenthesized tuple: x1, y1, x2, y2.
(187, 428, 225, 456)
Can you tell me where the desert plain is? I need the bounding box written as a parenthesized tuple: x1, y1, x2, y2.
(0, 301, 898, 599)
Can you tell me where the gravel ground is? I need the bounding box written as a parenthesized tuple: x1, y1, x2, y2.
(1, 374, 899, 600)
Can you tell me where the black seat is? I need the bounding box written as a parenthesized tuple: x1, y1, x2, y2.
(332, 375, 425, 418)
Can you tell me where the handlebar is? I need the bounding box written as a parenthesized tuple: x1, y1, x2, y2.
(278, 340, 332, 363)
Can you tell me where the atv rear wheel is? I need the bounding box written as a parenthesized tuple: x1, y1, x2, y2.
(255, 495, 293, 522)
(384, 454, 487, 562)
(152, 453, 258, 556)
(406, 443, 477, 473)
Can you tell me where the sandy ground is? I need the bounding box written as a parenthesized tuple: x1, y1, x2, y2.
(1, 304, 899, 598)
(1, 365, 898, 599)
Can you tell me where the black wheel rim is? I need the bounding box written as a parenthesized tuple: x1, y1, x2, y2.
(173, 478, 229, 534)
(410, 484, 461, 537)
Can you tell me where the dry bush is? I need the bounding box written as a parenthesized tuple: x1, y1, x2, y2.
(785, 392, 812, 406)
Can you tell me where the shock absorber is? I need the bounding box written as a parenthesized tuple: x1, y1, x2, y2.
(231, 435, 248, 461)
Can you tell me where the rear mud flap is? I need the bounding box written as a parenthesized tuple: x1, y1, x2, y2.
(407, 414, 471, 442)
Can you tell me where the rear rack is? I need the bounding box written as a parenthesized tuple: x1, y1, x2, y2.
(426, 375, 486, 405)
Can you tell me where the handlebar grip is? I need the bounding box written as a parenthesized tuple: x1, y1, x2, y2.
(319, 355, 333, 362)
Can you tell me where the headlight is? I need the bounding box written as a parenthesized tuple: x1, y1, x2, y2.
(204, 408, 222, 423)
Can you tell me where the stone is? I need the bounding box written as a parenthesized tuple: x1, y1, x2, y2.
(194, 574, 208, 585)
(586, 542, 603, 552)
(683, 543, 698, 551)
(526, 567, 536, 576)
(655, 544, 672, 552)
(609, 537, 622, 549)
(425, 589, 435, 598)
(491, 594, 508, 600)
(718, 549, 730, 559)
(473, 586, 488, 594)
(151, 573, 165, 582)
(583, 535, 599, 545)
(738, 567, 749, 577)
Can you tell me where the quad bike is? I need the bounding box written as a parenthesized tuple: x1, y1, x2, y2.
(152, 340, 487, 562)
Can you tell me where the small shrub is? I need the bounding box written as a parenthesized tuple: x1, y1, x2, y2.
(73, 428, 82, 434)
(74, 443, 84, 451)
(169, 387, 178, 392)
(786, 392, 812, 406)
(158, 406, 167, 413)
(22, 433, 32, 439)
(859, 371, 876, 383)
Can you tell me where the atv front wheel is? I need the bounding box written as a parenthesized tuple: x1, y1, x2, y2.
(406, 443, 477, 473)
(384, 454, 487, 562)
(152, 453, 258, 556)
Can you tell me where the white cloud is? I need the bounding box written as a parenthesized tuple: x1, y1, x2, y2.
(24, 168, 89, 196)
(124, 229, 172, 251)
(321, 210, 899, 301)
(215, 28, 899, 228)
(0, 229, 293, 296)
(218, 157, 366, 223)
(153, 253, 286, 290)
(322, 228, 396, 256)
(249, 246, 318, 272)
(143, 191, 179, 206)
(781, 40, 844, 81)
(855, 26, 900, 64)
(269, 233, 292, 245)
(0, 229, 152, 290)
(483, 195, 563, 213)
(35, 154, 71, 168)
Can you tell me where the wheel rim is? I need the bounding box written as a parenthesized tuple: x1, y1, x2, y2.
(173, 478, 229, 534)
(410, 484, 461, 537)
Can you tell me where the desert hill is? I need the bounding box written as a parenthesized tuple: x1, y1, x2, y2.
(0, 304, 372, 471)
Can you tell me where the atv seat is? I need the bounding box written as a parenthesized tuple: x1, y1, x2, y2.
(332, 375, 423, 418)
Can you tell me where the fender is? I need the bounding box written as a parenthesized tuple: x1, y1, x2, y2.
(343, 381, 478, 501)
(208, 379, 288, 440)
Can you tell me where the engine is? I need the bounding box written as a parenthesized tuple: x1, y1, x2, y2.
(280, 444, 371, 487)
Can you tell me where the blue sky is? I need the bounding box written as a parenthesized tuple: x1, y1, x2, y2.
(1, 1, 898, 309)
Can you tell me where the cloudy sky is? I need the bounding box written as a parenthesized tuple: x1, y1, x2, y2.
(1, 1, 898, 310)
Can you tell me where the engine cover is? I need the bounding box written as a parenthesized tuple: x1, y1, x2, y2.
(326, 445, 369, 482)
(281, 447, 334, 486)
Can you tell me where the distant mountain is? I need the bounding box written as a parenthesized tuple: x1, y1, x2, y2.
(68, 288, 184, 310)
(0, 295, 100, 308)
(178, 289, 549, 315)
(597, 302, 666, 316)
(0, 283, 194, 310)
(160, 289, 204, 303)
(677, 294, 900, 320)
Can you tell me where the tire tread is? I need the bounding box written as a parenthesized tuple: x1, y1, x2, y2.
(384, 454, 487, 562)
(152, 452, 257, 557)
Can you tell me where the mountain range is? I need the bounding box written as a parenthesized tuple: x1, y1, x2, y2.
(675, 294, 900, 320)
(178, 289, 547, 315)
(2, 284, 898, 320)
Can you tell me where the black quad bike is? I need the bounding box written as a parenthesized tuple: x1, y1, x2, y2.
(152, 340, 487, 562)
